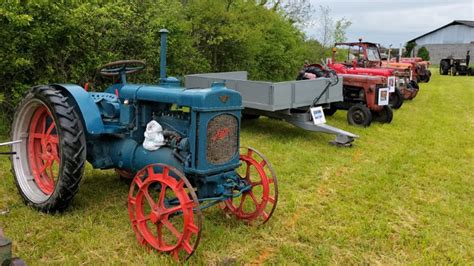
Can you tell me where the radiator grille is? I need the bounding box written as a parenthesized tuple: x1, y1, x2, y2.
(206, 114, 238, 165)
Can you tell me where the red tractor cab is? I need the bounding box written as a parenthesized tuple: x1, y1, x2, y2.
(330, 41, 418, 105)
(298, 64, 393, 127)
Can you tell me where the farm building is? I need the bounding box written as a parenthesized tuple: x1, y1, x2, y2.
(408, 20, 474, 63)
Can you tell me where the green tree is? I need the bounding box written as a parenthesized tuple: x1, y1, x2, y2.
(0, 0, 317, 125)
(417, 46, 430, 61)
(404, 41, 416, 57)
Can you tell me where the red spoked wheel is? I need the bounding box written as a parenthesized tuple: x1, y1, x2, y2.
(223, 147, 278, 225)
(28, 105, 60, 195)
(128, 164, 202, 261)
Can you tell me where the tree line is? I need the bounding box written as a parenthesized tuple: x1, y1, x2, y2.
(0, 0, 347, 118)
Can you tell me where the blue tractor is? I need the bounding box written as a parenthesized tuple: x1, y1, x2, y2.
(10, 29, 278, 260)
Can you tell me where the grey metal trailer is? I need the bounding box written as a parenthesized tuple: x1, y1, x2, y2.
(185, 71, 358, 146)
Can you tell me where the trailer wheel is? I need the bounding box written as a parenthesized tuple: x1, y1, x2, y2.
(128, 164, 202, 261)
(372, 106, 393, 124)
(223, 147, 278, 225)
(347, 104, 372, 127)
(389, 88, 404, 109)
(10, 86, 86, 212)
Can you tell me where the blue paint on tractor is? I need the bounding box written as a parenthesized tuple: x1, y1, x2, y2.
(56, 40, 244, 200)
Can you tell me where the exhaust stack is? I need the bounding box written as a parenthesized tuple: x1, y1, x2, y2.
(159, 28, 169, 81)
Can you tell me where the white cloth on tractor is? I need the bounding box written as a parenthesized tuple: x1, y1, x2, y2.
(143, 120, 165, 151)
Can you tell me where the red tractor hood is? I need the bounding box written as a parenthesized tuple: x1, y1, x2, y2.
(330, 63, 393, 77)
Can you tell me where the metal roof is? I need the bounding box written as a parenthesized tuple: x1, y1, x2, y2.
(408, 20, 474, 43)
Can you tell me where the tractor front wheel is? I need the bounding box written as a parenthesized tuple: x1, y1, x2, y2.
(372, 106, 393, 124)
(389, 88, 404, 109)
(347, 104, 372, 127)
(128, 164, 202, 261)
(10, 86, 86, 212)
(223, 147, 278, 225)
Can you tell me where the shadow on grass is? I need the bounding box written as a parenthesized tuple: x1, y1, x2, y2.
(241, 117, 329, 142)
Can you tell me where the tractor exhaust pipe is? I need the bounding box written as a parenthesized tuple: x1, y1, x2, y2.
(159, 29, 169, 81)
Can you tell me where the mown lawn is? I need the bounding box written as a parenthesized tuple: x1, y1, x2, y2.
(1, 70, 473, 264)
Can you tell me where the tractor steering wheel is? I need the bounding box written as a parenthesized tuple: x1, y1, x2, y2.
(98, 60, 146, 78)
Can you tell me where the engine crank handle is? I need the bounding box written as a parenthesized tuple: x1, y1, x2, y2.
(0, 140, 22, 146)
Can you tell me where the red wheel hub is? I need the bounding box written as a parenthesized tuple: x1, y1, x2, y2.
(27, 105, 60, 195)
(224, 147, 278, 225)
(128, 164, 201, 261)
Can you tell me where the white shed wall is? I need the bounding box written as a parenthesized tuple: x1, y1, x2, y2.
(416, 25, 474, 45)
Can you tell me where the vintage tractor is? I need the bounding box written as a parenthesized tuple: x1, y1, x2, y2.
(299, 64, 393, 127)
(9, 29, 278, 261)
(439, 51, 472, 76)
(331, 40, 419, 106)
(388, 57, 431, 82)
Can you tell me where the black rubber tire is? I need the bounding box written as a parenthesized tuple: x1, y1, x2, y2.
(440, 61, 450, 75)
(347, 104, 372, 127)
(424, 73, 430, 82)
(323, 106, 337, 116)
(242, 114, 260, 120)
(11, 85, 86, 212)
(409, 80, 419, 90)
(389, 88, 404, 110)
(372, 106, 393, 124)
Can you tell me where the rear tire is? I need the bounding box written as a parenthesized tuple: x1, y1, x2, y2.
(11, 86, 86, 212)
(372, 106, 393, 124)
(347, 104, 372, 127)
(389, 88, 404, 109)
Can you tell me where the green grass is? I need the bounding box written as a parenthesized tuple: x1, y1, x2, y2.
(1, 70, 473, 264)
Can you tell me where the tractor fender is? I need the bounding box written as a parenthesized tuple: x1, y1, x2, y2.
(51, 84, 105, 135)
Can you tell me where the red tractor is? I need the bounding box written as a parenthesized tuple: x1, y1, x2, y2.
(386, 57, 431, 83)
(298, 64, 393, 127)
(331, 41, 419, 106)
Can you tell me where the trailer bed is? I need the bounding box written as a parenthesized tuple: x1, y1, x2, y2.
(185, 71, 358, 146)
(186, 71, 342, 111)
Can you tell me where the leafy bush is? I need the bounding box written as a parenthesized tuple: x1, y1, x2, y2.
(417, 46, 430, 61)
(0, 0, 328, 126)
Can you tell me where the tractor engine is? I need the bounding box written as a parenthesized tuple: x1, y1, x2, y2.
(86, 81, 243, 199)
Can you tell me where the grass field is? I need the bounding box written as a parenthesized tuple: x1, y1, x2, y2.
(1, 70, 473, 264)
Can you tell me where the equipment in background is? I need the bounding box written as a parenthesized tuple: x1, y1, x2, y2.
(330, 40, 419, 106)
(300, 64, 393, 127)
(440, 51, 472, 76)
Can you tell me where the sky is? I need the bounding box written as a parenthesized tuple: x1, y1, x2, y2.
(304, 0, 474, 47)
